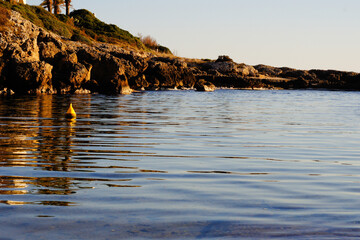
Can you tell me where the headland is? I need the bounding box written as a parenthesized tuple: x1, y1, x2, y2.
(1, 2, 359, 95)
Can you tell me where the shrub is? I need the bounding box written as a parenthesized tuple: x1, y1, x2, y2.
(139, 34, 158, 48)
(11, 4, 43, 26)
(71, 29, 92, 44)
(35, 7, 72, 38)
(156, 45, 172, 54)
(0, 2, 73, 38)
(216, 55, 233, 63)
(0, 6, 10, 32)
(56, 14, 74, 25)
(70, 9, 144, 48)
(138, 34, 172, 54)
(97, 35, 106, 42)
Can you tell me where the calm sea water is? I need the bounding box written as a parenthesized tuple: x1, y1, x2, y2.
(1, 90, 360, 239)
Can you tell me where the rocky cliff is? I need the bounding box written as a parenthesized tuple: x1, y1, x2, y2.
(0, 10, 146, 94)
(1, 9, 360, 95)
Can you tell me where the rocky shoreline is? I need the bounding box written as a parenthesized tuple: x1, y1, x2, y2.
(1, 10, 360, 95)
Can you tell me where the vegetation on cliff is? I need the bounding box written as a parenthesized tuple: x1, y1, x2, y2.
(0, 1, 75, 39)
(0, 1, 170, 53)
(0, 6, 10, 32)
(69, 9, 143, 48)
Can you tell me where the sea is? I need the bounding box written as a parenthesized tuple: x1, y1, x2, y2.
(1, 89, 360, 239)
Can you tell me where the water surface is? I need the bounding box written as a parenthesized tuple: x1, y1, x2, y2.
(1, 90, 360, 239)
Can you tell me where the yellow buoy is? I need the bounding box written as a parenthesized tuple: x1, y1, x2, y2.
(65, 103, 76, 119)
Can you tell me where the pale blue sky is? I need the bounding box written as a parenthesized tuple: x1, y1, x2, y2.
(29, 0, 360, 72)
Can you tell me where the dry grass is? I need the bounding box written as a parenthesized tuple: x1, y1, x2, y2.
(0, 6, 10, 32)
(138, 34, 158, 48)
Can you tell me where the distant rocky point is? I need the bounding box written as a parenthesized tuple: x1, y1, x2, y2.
(1, 7, 360, 95)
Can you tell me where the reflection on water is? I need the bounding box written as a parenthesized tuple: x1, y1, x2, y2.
(1, 90, 360, 239)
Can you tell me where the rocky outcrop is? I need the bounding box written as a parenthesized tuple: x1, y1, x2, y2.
(138, 58, 196, 90)
(0, 10, 200, 94)
(1, 9, 360, 94)
(195, 79, 215, 92)
(253, 65, 360, 90)
(0, 10, 144, 94)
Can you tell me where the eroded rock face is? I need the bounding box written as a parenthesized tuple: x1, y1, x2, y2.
(8, 61, 54, 94)
(202, 61, 257, 77)
(0, 10, 140, 94)
(7, 11, 41, 63)
(1, 10, 360, 94)
(142, 58, 196, 90)
(195, 79, 216, 92)
(253, 65, 360, 90)
(1, 10, 198, 94)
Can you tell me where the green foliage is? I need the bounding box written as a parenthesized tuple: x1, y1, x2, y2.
(56, 14, 72, 24)
(157, 45, 172, 54)
(216, 55, 233, 63)
(71, 29, 91, 44)
(0, 2, 73, 38)
(0, 2, 172, 53)
(34, 7, 72, 38)
(138, 34, 172, 54)
(70, 9, 144, 49)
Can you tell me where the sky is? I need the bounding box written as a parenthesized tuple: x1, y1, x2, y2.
(29, 0, 360, 72)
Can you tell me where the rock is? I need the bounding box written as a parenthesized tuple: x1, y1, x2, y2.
(202, 60, 258, 77)
(7, 61, 54, 94)
(74, 88, 91, 94)
(6, 11, 40, 63)
(52, 52, 92, 93)
(254, 64, 283, 76)
(39, 41, 61, 62)
(1, 9, 360, 94)
(207, 61, 238, 74)
(195, 79, 216, 92)
(0, 59, 6, 86)
(0, 88, 14, 95)
(0, 10, 136, 95)
(237, 64, 258, 77)
(142, 58, 196, 90)
(75, 46, 133, 94)
(129, 74, 150, 90)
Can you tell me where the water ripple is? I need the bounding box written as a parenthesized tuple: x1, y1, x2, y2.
(1, 91, 360, 238)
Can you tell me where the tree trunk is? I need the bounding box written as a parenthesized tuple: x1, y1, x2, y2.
(48, 0, 53, 12)
(53, 0, 60, 14)
(65, 0, 71, 16)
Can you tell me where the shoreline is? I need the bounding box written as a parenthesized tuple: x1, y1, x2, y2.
(1, 9, 359, 95)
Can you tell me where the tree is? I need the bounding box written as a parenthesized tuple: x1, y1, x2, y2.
(41, 0, 64, 14)
(53, 0, 64, 15)
(40, 0, 53, 12)
(64, 0, 71, 16)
